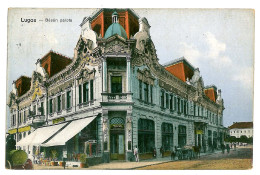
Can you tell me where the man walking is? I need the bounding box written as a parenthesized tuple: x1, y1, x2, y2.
(134, 146, 139, 162)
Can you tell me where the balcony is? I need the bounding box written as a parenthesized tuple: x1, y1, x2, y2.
(101, 93, 133, 104)
(26, 114, 45, 126)
(194, 115, 208, 123)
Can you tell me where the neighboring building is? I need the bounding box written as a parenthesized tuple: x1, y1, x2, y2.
(7, 8, 225, 163)
(228, 122, 253, 138)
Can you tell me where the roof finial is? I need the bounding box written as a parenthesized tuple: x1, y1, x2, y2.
(112, 11, 118, 23)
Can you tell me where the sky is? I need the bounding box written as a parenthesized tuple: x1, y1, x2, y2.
(6, 8, 254, 127)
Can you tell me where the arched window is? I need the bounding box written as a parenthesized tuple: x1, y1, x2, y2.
(110, 117, 125, 130)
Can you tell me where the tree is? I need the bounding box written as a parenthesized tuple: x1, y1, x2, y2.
(240, 135, 248, 143)
(229, 136, 237, 143)
(6, 134, 16, 152)
(248, 137, 253, 144)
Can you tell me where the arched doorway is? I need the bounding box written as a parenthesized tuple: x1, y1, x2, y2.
(110, 117, 125, 160)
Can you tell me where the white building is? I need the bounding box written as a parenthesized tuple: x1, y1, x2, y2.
(229, 122, 253, 138)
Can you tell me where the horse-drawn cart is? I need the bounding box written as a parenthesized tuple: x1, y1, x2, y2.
(175, 145, 194, 160)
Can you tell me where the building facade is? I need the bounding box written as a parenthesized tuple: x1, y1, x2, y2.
(228, 122, 253, 139)
(7, 8, 225, 162)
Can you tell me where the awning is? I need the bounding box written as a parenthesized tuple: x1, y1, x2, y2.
(16, 122, 67, 147)
(41, 116, 96, 147)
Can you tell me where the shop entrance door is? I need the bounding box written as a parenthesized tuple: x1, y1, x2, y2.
(110, 131, 125, 160)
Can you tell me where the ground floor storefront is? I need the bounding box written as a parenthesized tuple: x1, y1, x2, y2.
(15, 109, 226, 164)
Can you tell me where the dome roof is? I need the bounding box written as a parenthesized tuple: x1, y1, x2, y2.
(104, 23, 128, 39)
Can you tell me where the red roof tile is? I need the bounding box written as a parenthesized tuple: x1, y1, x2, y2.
(228, 122, 253, 129)
(204, 88, 217, 102)
(40, 50, 72, 77)
(164, 58, 194, 82)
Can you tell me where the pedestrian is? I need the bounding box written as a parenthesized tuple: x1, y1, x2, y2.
(153, 147, 157, 158)
(226, 144, 230, 153)
(134, 146, 139, 162)
(221, 144, 225, 154)
(160, 146, 164, 158)
(171, 150, 175, 160)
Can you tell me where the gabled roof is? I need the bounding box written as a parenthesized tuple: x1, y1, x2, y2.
(228, 122, 253, 129)
(163, 57, 195, 82)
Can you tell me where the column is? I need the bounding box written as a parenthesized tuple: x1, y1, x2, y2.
(102, 56, 107, 92)
(102, 110, 110, 162)
(125, 112, 133, 161)
(126, 56, 131, 93)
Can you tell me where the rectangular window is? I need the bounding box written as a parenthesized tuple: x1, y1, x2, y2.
(166, 93, 169, 109)
(180, 100, 183, 113)
(150, 85, 153, 104)
(111, 76, 122, 93)
(67, 91, 71, 109)
(184, 100, 187, 115)
(49, 99, 53, 114)
(41, 102, 44, 115)
(201, 107, 204, 117)
(90, 80, 94, 100)
(161, 90, 165, 108)
(33, 105, 36, 115)
(174, 96, 177, 111)
(18, 112, 21, 124)
(170, 95, 173, 110)
(194, 104, 196, 116)
(139, 80, 142, 100)
(57, 95, 61, 112)
(177, 97, 180, 113)
(79, 84, 82, 104)
(83, 82, 89, 103)
(144, 83, 149, 102)
(23, 111, 26, 123)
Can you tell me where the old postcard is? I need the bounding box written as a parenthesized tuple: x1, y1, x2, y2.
(5, 8, 254, 170)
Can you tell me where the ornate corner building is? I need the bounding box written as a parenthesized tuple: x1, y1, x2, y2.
(7, 9, 225, 163)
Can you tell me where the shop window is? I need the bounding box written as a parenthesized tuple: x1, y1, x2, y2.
(161, 123, 173, 151)
(138, 119, 155, 153)
(178, 125, 186, 147)
(111, 76, 122, 93)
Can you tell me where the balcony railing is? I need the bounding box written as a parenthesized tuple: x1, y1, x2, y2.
(102, 93, 132, 103)
(27, 114, 45, 125)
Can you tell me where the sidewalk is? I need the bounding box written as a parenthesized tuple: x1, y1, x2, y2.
(33, 149, 224, 170)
